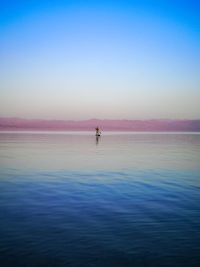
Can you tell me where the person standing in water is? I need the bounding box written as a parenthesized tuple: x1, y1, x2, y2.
(95, 127, 101, 135)
(95, 127, 99, 134)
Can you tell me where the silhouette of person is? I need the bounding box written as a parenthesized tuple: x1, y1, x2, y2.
(95, 127, 99, 134)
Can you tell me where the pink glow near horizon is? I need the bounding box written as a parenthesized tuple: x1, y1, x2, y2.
(0, 117, 199, 132)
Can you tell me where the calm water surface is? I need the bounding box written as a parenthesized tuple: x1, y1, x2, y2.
(0, 131, 199, 266)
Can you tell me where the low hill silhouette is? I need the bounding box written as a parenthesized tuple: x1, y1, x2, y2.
(0, 118, 200, 131)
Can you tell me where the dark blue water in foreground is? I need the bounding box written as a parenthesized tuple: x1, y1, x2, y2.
(0, 132, 200, 266)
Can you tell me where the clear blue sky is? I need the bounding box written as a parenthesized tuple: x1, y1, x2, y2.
(0, 0, 199, 120)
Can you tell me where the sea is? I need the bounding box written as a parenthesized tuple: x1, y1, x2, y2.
(0, 131, 199, 267)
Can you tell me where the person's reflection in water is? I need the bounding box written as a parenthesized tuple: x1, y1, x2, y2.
(96, 136, 100, 145)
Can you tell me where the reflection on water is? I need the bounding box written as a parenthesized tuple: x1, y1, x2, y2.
(0, 131, 199, 171)
(0, 131, 200, 266)
(96, 135, 100, 145)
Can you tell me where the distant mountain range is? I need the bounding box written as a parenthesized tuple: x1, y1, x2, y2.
(0, 117, 200, 131)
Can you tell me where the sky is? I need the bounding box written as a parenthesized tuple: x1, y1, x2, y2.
(0, 0, 200, 120)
